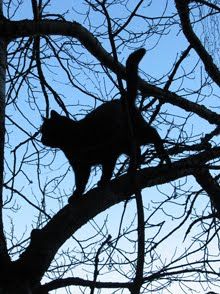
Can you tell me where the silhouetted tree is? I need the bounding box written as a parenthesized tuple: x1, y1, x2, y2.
(0, 0, 220, 293)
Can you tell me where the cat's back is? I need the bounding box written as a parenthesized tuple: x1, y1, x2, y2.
(79, 99, 126, 145)
(81, 99, 124, 128)
(85, 99, 122, 120)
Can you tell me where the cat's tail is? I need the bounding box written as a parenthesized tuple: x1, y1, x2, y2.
(126, 48, 146, 108)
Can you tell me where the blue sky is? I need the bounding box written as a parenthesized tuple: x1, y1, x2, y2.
(3, 1, 220, 293)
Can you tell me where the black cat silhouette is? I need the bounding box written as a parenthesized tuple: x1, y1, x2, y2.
(41, 49, 170, 198)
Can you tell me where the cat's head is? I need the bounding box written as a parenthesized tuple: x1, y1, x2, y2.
(41, 110, 71, 148)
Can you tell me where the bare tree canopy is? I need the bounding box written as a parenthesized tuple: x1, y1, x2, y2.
(0, 0, 220, 293)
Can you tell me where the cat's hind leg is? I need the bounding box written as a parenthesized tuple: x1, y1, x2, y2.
(127, 145, 142, 173)
(98, 158, 117, 188)
(140, 124, 171, 165)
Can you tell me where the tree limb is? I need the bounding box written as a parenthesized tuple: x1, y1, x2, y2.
(0, 19, 220, 124)
(39, 277, 132, 293)
(14, 146, 220, 285)
(175, 0, 220, 86)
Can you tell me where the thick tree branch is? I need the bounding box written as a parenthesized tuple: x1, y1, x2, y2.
(175, 0, 220, 86)
(0, 19, 220, 124)
(14, 147, 220, 285)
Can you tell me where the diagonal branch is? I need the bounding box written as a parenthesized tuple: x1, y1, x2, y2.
(0, 19, 220, 124)
(14, 147, 220, 285)
(113, 0, 145, 36)
(193, 0, 220, 13)
(149, 45, 192, 124)
(175, 0, 220, 86)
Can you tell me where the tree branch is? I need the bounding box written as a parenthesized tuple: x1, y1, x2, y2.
(39, 277, 132, 293)
(131, 190, 145, 294)
(0, 19, 220, 124)
(175, 0, 220, 86)
(192, 0, 220, 13)
(90, 234, 112, 294)
(14, 146, 220, 285)
(194, 168, 220, 218)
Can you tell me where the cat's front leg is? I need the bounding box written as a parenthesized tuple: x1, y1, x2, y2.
(68, 164, 90, 203)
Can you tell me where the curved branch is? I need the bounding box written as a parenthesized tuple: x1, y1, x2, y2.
(15, 147, 220, 285)
(0, 19, 220, 124)
(175, 0, 220, 86)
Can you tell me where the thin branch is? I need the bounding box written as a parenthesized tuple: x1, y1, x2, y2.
(192, 0, 220, 12)
(149, 45, 192, 125)
(90, 234, 111, 294)
(113, 0, 145, 36)
(3, 184, 51, 220)
(164, 45, 192, 91)
(100, 1, 125, 95)
(38, 263, 220, 293)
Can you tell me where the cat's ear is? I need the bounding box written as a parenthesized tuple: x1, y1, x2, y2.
(50, 110, 60, 119)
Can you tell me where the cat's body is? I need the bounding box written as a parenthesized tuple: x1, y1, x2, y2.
(41, 49, 170, 197)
